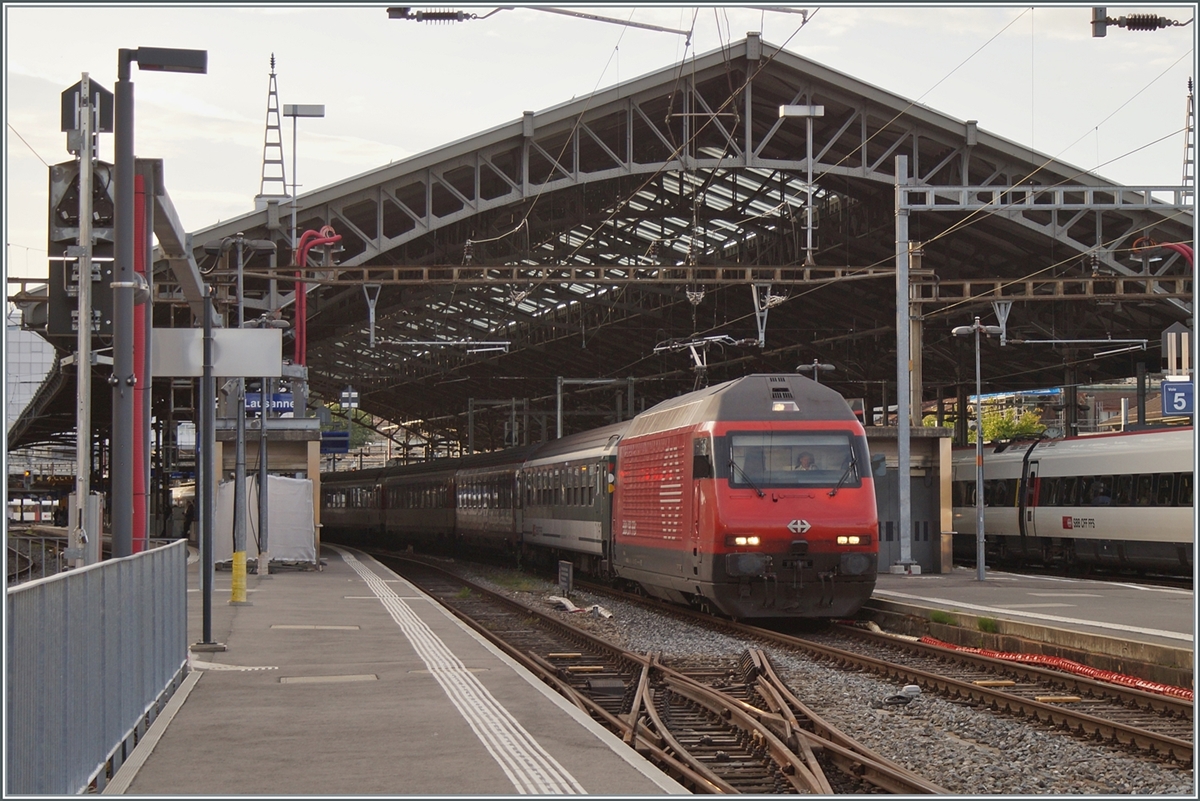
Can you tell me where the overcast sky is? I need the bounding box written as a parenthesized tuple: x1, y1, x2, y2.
(4, 3, 1196, 279)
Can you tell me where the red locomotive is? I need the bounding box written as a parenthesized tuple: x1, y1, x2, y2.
(611, 374, 878, 618)
(322, 374, 879, 619)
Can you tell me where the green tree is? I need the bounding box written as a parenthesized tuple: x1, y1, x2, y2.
(924, 407, 1046, 443)
(973, 407, 1046, 443)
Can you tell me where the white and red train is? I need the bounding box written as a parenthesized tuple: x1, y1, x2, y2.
(322, 374, 880, 619)
(951, 427, 1194, 574)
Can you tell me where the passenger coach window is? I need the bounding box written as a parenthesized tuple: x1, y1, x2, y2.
(1156, 473, 1176, 506)
(1134, 474, 1155, 506)
(1113, 474, 1133, 506)
(984, 479, 1012, 507)
(1041, 477, 1060, 506)
(1061, 476, 1079, 506)
(1086, 476, 1113, 506)
(1177, 473, 1193, 507)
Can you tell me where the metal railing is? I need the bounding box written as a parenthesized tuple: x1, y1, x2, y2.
(7, 535, 70, 585)
(6, 540, 189, 794)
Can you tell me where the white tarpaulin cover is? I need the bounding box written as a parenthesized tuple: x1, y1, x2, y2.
(215, 475, 316, 564)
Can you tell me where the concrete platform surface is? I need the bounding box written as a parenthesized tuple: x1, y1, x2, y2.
(107, 545, 686, 796)
(868, 566, 1193, 682)
(872, 566, 1193, 649)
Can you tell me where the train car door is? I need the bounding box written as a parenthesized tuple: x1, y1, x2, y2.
(1022, 460, 1039, 540)
(690, 436, 713, 579)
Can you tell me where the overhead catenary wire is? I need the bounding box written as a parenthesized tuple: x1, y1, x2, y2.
(608, 137, 1194, 378)
(736, 11, 1189, 270)
(561, 8, 1040, 267)
(7, 122, 51, 167)
(368, 10, 1188, 394)
(749, 20, 1195, 319)
(339, 9, 814, 334)
(430, 10, 1112, 374)
(548, 7, 1034, 303)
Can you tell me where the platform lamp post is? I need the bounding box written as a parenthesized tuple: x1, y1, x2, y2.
(952, 317, 1003, 581)
(796, 359, 835, 384)
(113, 46, 207, 557)
(283, 103, 324, 431)
(202, 234, 275, 602)
(199, 286, 217, 647)
(246, 313, 290, 576)
(283, 104, 325, 251)
(778, 103, 825, 267)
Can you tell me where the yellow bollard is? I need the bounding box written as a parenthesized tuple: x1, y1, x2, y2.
(231, 551, 247, 603)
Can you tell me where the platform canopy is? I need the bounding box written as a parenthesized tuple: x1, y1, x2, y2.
(13, 35, 1192, 452)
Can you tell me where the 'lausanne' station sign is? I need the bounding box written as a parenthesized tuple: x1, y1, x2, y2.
(245, 393, 294, 413)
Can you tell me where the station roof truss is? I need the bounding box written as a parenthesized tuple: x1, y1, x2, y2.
(14, 35, 1190, 452)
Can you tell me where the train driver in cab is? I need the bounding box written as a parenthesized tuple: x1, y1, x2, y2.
(795, 452, 817, 471)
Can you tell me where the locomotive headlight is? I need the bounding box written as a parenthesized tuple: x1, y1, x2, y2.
(726, 535, 761, 547)
(837, 535, 870, 546)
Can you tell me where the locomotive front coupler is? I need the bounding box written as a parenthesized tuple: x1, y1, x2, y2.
(817, 570, 836, 607)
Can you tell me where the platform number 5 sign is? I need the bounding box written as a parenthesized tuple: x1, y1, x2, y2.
(1161, 381, 1193, 416)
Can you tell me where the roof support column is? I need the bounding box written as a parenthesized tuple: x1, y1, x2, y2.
(910, 243, 923, 432)
(894, 155, 915, 572)
(744, 33, 759, 168)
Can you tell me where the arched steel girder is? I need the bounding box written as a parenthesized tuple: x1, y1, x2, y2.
(192, 34, 1190, 285)
(178, 34, 1192, 445)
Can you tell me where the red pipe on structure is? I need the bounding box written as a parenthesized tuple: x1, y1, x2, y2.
(293, 226, 341, 366)
(1161, 242, 1194, 266)
(1132, 237, 1193, 268)
(292, 229, 323, 365)
(132, 174, 147, 553)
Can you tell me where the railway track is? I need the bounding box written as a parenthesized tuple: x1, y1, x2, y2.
(582, 582, 1194, 768)
(381, 555, 946, 794)
(805, 626, 1193, 755)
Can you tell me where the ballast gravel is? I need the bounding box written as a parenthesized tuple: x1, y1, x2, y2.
(446, 561, 1195, 796)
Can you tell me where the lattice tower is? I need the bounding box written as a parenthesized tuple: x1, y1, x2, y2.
(255, 54, 288, 207)
(1184, 77, 1194, 205)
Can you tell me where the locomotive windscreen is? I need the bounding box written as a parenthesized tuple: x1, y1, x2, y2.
(719, 431, 867, 489)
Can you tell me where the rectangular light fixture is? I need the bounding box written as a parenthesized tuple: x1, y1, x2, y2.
(284, 104, 326, 118)
(134, 47, 208, 74)
(779, 104, 825, 118)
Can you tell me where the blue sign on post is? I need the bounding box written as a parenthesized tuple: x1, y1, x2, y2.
(1162, 381, 1194, 416)
(320, 431, 351, 454)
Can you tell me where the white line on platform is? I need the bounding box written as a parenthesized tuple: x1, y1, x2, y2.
(331, 545, 587, 795)
(280, 674, 377, 684)
(103, 672, 202, 794)
(873, 589, 1193, 643)
(189, 658, 278, 671)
